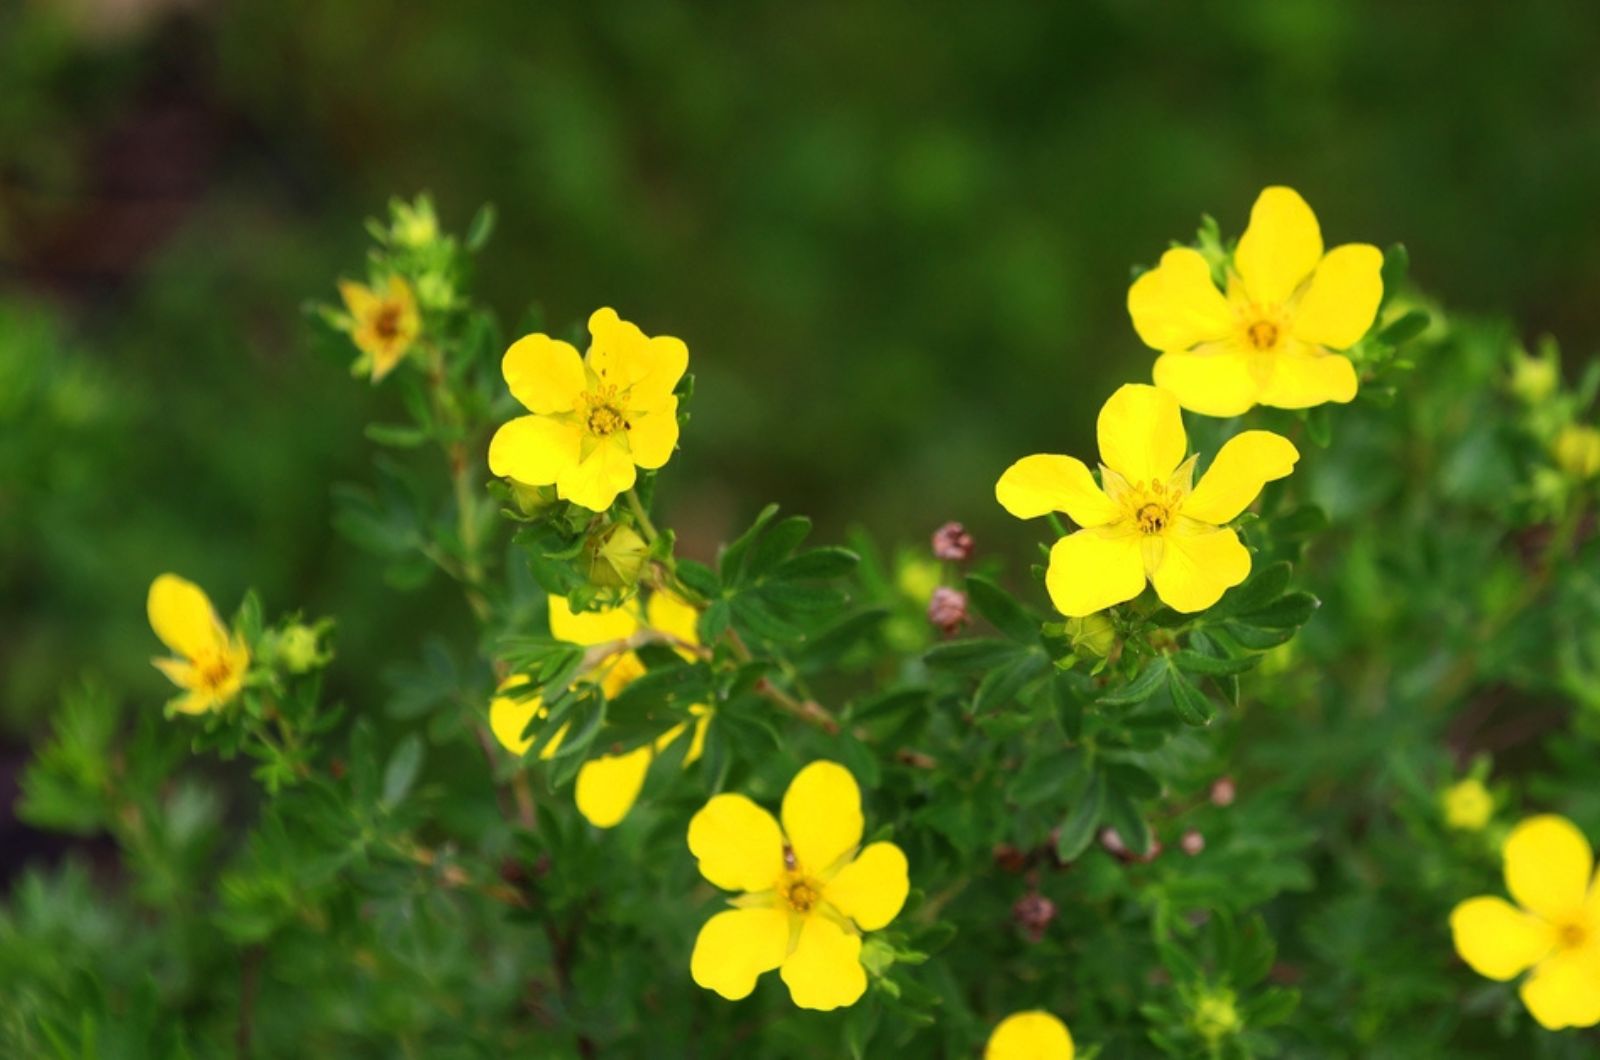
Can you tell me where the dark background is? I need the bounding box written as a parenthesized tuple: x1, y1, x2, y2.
(5, 0, 1600, 844)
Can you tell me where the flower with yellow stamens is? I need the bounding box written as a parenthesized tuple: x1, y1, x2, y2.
(1450, 814, 1600, 1029)
(1128, 186, 1383, 416)
(490, 592, 710, 828)
(996, 384, 1297, 617)
(687, 761, 909, 1010)
(147, 574, 250, 715)
(337, 275, 421, 382)
(488, 308, 687, 512)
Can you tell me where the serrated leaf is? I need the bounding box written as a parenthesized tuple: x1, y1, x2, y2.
(674, 559, 721, 601)
(380, 734, 424, 809)
(1097, 657, 1169, 706)
(923, 638, 1024, 673)
(774, 547, 858, 581)
(1237, 590, 1320, 630)
(1166, 665, 1217, 727)
(1170, 649, 1260, 677)
(718, 503, 780, 583)
(973, 651, 1049, 714)
(964, 575, 1038, 643)
(1055, 771, 1104, 861)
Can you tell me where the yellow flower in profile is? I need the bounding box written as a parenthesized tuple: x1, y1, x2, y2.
(337, 275, 420, 382)
(1443, 778, 1494, 832)
(996, 384, 1298, 617)
(985, 1010, 1075, 1059)
(687, 761, 909, 1011)
(1129, 186, 1383, 416)
(489, 592, 710, 828)
(1450, 815, 1600, 1030)
(487, 308, 687, 512)
(146, 574, 250, 714)
(1554, 424, 1600, 480)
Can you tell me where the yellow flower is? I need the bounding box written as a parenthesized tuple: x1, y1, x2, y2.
(1129, 186, 1383, 416)
(1443, 778, 1494, 832)
(1554, 424, 1600, 480)
(687, 761, 909, 1011)
(985, 1010, 1075, 1059)
(146, 574, 250, 715)
(996, 384, 1298, 617)
(1510, 348, 1560, 405)
(1450, 815, 1600, 1030)
(337, 275, 420, 382)
(487, 308, 687, 512)
(489, 592, 710, 828)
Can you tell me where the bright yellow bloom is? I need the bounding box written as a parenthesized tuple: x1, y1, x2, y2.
(985, 1010, 1075, 1059)
(1450, 815, 1600, 1030)
(1129, 186, 1383, 416)
(687, 761, 909, 1011)
(1554, 424, 1600, 480)
(146, 574, 249, 715)
(487, 308, 687, 512)
(996, 384, 1298, 617)
(1443, 778, 1494, 832)
(337, 275, 420, 382)
(489, 592, 710, 828)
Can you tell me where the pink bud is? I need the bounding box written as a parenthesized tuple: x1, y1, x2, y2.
(1210, 776, 1236, 807)
(1181, 829, 1205, 856)
(927, 586, 970, 635)
(1012, 892, 1058, 942)
(931, 521, 975, 562)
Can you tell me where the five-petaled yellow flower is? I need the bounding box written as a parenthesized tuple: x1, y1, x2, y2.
(997, 384, 1298, 617)
(147, 574, 250, 715)
(488, 308, 687, 512)
(986, 1010, 1075, 1059)
(687, 761, 910, 1011)
(1129, 186, 1383, 416)
(1450, 814, 1600, 1030)
(490, 592, 710, 828)
(338, 275, 421, 382)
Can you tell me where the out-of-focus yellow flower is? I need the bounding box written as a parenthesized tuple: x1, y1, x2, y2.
(1554, 424, 1600, 480)
(996, 384, 1298, 616)
(1128, 186, 1383, 416)
(897, 555, 942, 603)
(391, 197, 439, 248)
(489, 592, 709, 828)
(1450, 814, 1600, 1030)
(1192, 989, 1242, 1040)
(337, 275, 420, 382)
(276, 623, 325, 674)
(1442, 778, 1493, 831)
(1510, 348, 1560, 405)
(147, 574, 249, 714)
(985, 1010, 1075, 1059)
(687, 761, 909, 1011)
(488, 309, 687, 512)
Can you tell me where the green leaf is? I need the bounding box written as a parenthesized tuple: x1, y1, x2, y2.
(774, 546, 858, 581)
(1379, 309, 1429, 346)
(380, 734, 424, 809)
(363, 423, 429, 448)
(1170, 649, 1259, 677)
(718, 503, 780, 583)
(923, 638, 1024, 673)
(465, 202, 497, 251)
(1007, 748, 1083, 808)
(1101, 785, 1151, 856)
(1380, 242, 1409, 301)
(674, 559, 721, 601)
(1104, 762, 1160, 800)
(1097, 657, 1170, 706)
(973, 651, 1049, 714)
(1209, 561, 1292, 619)
(1236, 590, 1320, 630)
(1166, 665, 1217, 727)
(964, 575, 1039, 643)
(746, 515, 813, 579)
(1055, 771, 1105, 861)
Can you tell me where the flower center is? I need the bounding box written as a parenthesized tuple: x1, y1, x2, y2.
(1126, 479, 1181, 535)
(783, 877, 820, 913)
(1136, 502, 1170, 534)
(1245, 319, 1279, 351)
(582, 385, 628, 436)
(197, 656, 235, 692)
(1557, 920, 1589, 950)
(374, 304, 402, 340)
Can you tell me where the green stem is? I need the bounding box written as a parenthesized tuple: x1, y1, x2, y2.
(626, 488, 660, 545)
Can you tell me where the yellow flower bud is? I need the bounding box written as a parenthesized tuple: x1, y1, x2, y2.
(586, 523, 650, 589)
(1554, 424, 1600, 480)
(509, 480, 557, 517)
(1441, 778, 1492, 831)
(1064, 614, 1116, 658)
(391, 197, 438, 248)
(277, 624, 323, 674)
(1192, 990, 1241, 1041)
(897, 557, 941, 603)
(1509, 349, 1559, 404)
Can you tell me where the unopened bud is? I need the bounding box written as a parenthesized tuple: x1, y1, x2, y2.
(1210, 776, 1236, 807)
(509, 479, 557, 517)
(1554, 424, 1600, 480)
(1012, 892, 1057, 942)
(927, 586, 970, 635)
(1509, 348, 1559, 404)
(585, 523, 649, 588)
(1181, 829, 1205, 856)
(1065, 613, 1116, 658)
(278, 623, 323, 674)
(931, 521, 975, 562)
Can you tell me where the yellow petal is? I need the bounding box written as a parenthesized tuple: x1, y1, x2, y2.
(548, 595, 639, 647)
(995, 455, 1119, 527)
(1505, 815, 1595, 923)
(688, 794, 785, 892)
(147, 574, 227, 661)
(556, 437, 637, 512)
(1044, 528, 1146, 617)
(598, 651, 647, 699)
(690, 907, 792, 1001)
(683, 707, 712, 766)
(574, 746, 653, 828)
(1234, 186, 1323, 306)
(502, 334, 587, 415)
(647, 591, 701, 648)
(1149, 522, 1250, 614)
(488, 676, 540, 756)
(170, 689, 220, 715)
(1290, 243, 1384, 350)
(487, 415, 583, 486)
(1181, 431, 1300, 525)
(1257, 348, 1358, 409)
(631, 336, 690, 413)
(779, 915, 866, 1011)
(825, 842, 908, 931)
(624, 402, 680, 469)
(985, 1010, 1076, 1060)
(337, 279, 378, 318)
(1096, 384, 1187, 486)
(1152, 348, 1261, 418)
(1520, 946, 1600, 1030)
(781, 761, 863, 876)
(1128, 247, 1233, 352)
(1449, 896, 1556, 982)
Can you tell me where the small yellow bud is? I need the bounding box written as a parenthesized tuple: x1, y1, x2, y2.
(896, 557, 941, 603)
(1192, 990, 1241, 1041)
(1554, 424, 1600, 480)
(1509, 349, 1559, 404)
(586, 523, 650, 589)
(1065, 613, 1116, 658)
(278, 624, 323, 674)
(391, 198, 439, 248)
(1441, 778, 1493, 831)
(509, 480, 557, 517)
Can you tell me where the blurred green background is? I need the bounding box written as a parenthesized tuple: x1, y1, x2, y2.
(5, 0, 1600, 825)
